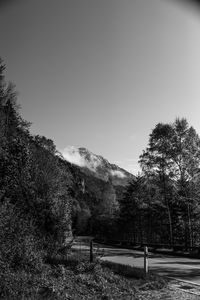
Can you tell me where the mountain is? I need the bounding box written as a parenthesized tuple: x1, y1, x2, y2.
(62, 146, 135, 235)
(62, 146, 135, 186)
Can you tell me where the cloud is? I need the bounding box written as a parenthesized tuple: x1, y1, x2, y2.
(110, 170, 126, 178)
(62, 147, 139, 176)
(62, 146, 86, 167)
(88, 153, 101, 169)
(62, 146, 101, 172)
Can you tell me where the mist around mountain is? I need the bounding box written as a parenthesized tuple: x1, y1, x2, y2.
(62, 146, 135, 186)
(61, 147, 135, 236)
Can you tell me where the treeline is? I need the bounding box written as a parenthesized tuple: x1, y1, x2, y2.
(118, 118, 200, 249)
(0, 59, 72, 298)
(69, 165, 119, 237)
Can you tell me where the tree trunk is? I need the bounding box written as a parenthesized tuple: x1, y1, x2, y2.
(163, 173, 173, 246)
(166, 200, 173, 246)
(187, 202, 192, 248)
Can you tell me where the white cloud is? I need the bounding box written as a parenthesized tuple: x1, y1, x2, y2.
(62, 147, 140, 176)
(62, 146, 86, 167)
(110, 170, 126, 178)
(89, 153, 101, 169)
(62, 146, 101, 172)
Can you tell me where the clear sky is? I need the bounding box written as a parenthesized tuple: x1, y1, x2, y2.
(1, 0, 200, 174)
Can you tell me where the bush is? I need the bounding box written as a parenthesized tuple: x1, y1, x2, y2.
(0, 201, 44, 271)
(0, 201, 46, 298)
(101, 260, 145, 279)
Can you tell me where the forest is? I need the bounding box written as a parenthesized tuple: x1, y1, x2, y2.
(1, 57, 200, 298)
(118, 118, 200, 250)
(0, 58, 73, 297)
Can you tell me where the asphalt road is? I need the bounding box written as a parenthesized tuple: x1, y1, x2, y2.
(96, 244, 200, 285)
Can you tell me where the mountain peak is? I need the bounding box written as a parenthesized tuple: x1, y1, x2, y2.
(78, 147, 87, 151)
(62, 146, 134, 186)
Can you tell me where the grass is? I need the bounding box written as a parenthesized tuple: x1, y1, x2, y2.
(101, 260, 146, 279)
(6, 249, 195, 299)
(37, 249, 170, 300)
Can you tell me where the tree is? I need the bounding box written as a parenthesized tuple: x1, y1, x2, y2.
(29, 135, 73, 252)
(0, 58, 73, 297)
(139, 123, 175, 245)
(170, 119, 200, 247)
(139, 118, 200, 247)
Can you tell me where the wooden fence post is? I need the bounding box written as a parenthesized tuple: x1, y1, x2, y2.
(90, 240, 93, 263)
(144, 246, 148, 275)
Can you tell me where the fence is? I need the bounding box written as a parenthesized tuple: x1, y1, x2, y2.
(71, 236, 105, 262)
(71, 236, 149, 275)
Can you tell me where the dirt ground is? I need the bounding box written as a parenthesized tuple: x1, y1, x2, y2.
(136, 280, 200, 300)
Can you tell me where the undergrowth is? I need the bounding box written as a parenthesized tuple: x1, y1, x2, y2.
(0, 250, 169, 299)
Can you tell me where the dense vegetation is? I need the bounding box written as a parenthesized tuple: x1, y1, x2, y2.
(0, 58, 73, 298)
(0, 58, 133, 298)
(69, 165, 121, 237)
(119, 119, 200, 249)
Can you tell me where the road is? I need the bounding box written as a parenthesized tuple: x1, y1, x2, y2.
(72, 241, 200, 284)
(96, 243, 200, 285)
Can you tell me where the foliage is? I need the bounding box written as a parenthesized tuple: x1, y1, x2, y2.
(118, 118, 200, 248)
(68, 165, 121, 237)
(0, 58, 72, 297)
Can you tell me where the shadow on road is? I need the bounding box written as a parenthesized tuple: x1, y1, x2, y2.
(155, 261, 200, 266)
(73, 242, 200, 282)
(150, 265, 200, 279)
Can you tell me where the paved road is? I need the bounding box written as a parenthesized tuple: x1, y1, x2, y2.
(95, 244, 200, 285)
(72, 241, 200, 284)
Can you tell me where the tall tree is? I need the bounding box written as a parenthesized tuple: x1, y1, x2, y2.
(139, 118, 200, 247)
(139, 123, 175, 245)
(170, 119, 200, 247)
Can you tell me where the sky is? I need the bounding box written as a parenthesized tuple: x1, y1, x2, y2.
(1, 0, 200, 174)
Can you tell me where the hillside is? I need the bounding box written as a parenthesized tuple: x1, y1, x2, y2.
(62, 147, 135, 235)
(63, 146, 134, 185)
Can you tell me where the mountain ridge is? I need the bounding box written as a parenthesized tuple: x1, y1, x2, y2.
(61, 146, 135, 235)
(62, 146, 135, 186)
